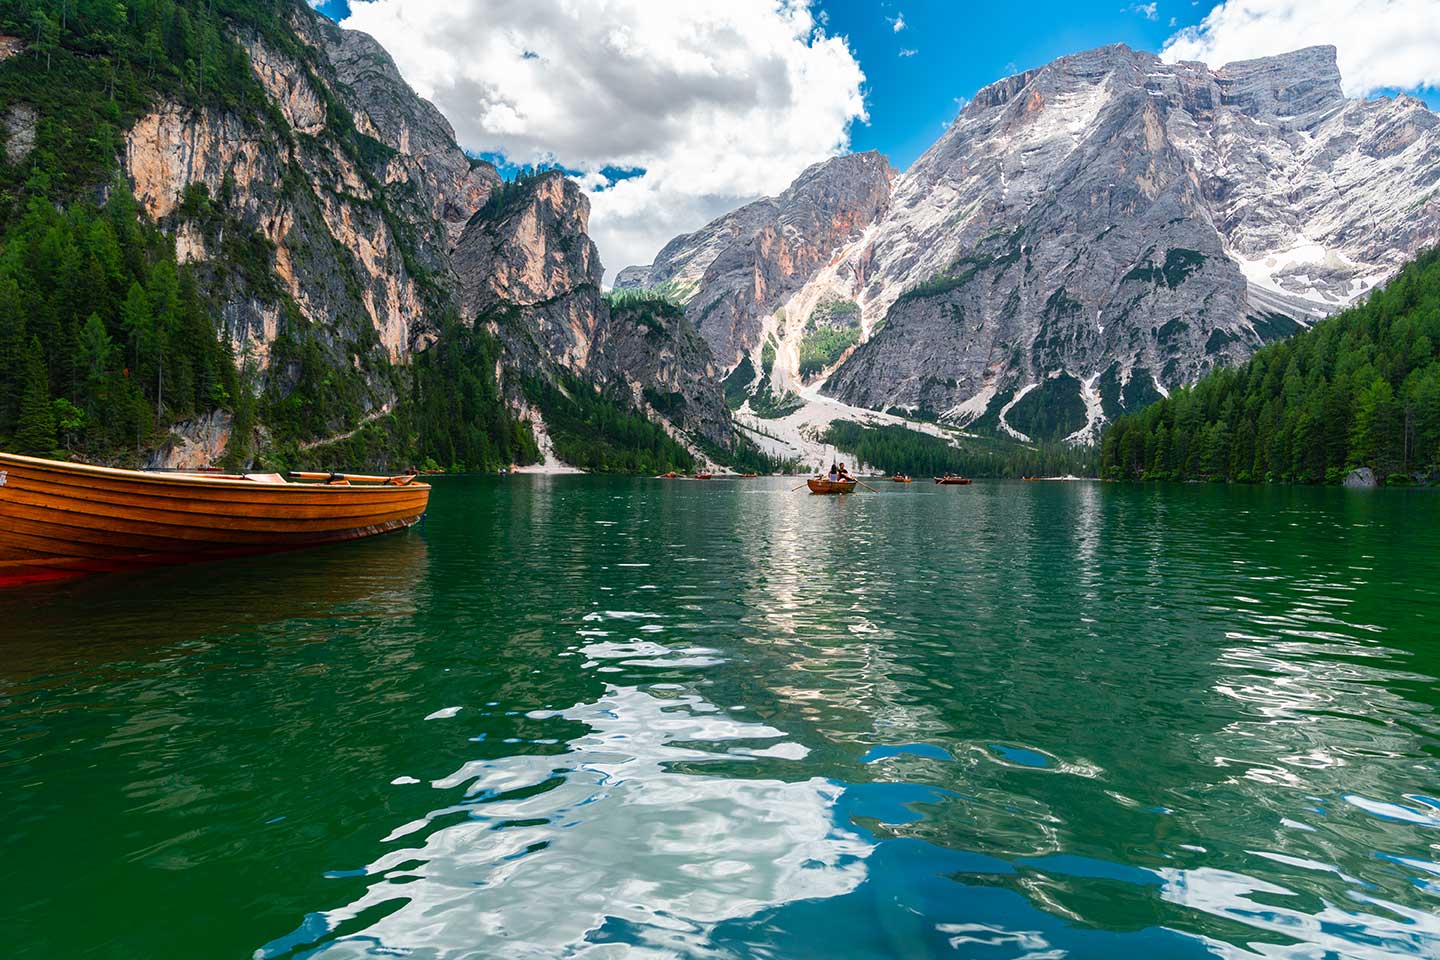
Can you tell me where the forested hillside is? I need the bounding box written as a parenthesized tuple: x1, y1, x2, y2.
(0, 0, 275, 461)
(1100, 249, 1440, 484)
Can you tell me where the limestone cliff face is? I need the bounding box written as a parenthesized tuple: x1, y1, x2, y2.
(822, 45, 1440, 440)
(455, 172, 732, 444)
(120, 4, 496, 409)
(631, 44, 1440, 445)
(457, 172, 605, 370)
(618, 151, 894, 367)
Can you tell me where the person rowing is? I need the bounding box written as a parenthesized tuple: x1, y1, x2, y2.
(827, 461, 839, 481)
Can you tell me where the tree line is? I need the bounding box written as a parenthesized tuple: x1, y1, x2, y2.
(0, 188, 240, 457)
(823, 420, 1096, 478)
(1100, 248, 1440, 484)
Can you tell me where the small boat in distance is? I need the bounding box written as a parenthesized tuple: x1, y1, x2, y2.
(807, 477, 857, 494)
(0, 453, 430, 587)
(891, 475, 913, 483)
(935, 474, 973, 485)
(694, 472, 714, 480)
(658, 471, 680, 479)
(740, 473, 759, 479)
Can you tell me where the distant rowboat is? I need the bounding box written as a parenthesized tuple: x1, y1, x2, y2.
(934, 475, 972, 485)
(694, 473, 713, 480)
(891, 475, 913, 483)
(807, 477, 857, 494)
(0, 453, 429, 587)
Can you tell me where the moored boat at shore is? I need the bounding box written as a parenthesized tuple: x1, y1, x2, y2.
(0, 453, 430, 586)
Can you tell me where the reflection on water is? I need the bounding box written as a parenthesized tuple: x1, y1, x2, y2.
(3, 478, 1440, 958)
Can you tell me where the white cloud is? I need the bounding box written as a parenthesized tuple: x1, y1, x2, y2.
(1130, 2, 1159, 20)
(341, 0, 867, 279)
(1161, 0, 1440, 96)
(888, 11, 906, 31)
(899, 47, 917, 57)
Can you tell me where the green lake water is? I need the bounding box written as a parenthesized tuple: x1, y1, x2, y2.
(4, 477, 1440, 958)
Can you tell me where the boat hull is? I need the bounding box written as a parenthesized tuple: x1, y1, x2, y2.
(807, 478, 857, 494)
(934, 477, 973, 485)
(0, 453, 430, 586)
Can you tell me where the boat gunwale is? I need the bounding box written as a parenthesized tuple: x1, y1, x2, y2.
(0, 453, 430, 494)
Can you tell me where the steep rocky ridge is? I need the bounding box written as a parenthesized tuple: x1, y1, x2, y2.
(617, 151, 894, 367)
(634, 44, 1440, 447)
(121, 8, 498, 386)
(456, 172, 731, 445)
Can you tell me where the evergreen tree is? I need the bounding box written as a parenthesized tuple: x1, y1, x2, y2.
(15, 337, 58, 455)
(1102, 248, 1440, 485)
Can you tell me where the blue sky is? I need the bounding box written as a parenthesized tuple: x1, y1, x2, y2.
(319, 0, 1437, 173)
(320, 0, 1440, 273)
(824, 0, 1216, 167)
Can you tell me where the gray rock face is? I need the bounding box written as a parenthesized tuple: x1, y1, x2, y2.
(455, 173, 732, 443)
(617, 151, 894, 367)
(633, 43, 1440, 444)
(825, 43, 1440, 440)
(1344, 467, 1378, 488)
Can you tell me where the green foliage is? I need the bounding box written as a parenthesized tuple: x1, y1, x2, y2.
(0, 0, 278, 221)
(1121, 248, 1207, 288)
(468, 166, 557, 226)
(822, 420, 1096, 478)
(0, 191, 237, 456)
(723, 356, 756, 410)
(14, 335, 57, 454)
(760, 336, 776, 376)
(798, 325, 858, 378)
(898, 230, 1026, 303)
(603, 282, 688, 311)
(523, 370, 694, 474)
(747, 376, 803, 419)
(1100, 248, 1440, 484)
(1003, 375, 1088, 442)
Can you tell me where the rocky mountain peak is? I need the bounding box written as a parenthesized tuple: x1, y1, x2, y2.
(1215, 44, 1345, 124)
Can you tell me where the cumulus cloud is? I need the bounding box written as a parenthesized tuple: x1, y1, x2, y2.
(899, 47, 917, 57)
(341, 0, 867, 278)
(888, 11, 906, 31)
(1161, 0, 1440, 96)
(1130, 2, 1158, 20)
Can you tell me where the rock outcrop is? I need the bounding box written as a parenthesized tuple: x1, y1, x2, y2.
(456, 172, 732, 444)
(617, 151, 894, 367)
(633, 44, 1440, 444)
(119, 4, 499, 433)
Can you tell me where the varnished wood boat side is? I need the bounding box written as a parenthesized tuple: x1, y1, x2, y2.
(0, 452, 431, 585)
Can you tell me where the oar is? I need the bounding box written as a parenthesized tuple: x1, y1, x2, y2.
(289, 471, 416, 485)
(790, 480, 813, 492)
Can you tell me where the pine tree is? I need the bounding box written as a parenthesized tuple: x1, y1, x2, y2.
(15, 336, 57, 455)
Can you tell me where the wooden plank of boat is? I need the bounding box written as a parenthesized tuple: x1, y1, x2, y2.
(934, 476, 973, 485)
(0, 453, 430, 587)
(807, 477, 857, 494)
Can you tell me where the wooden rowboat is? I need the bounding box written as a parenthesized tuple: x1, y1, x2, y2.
(0, 453, 430, 587)
(807, 477, 857, 494)
(891, 475, 913, 483)
(934, 475, 973, 485)
(694, 473, 713, 480)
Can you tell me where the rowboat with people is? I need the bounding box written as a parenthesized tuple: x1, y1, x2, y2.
(892, 475, 913, 483)
(0, 453, 430, 586)
(935, 474, 972, 485)
(806, 477, 857, 494)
